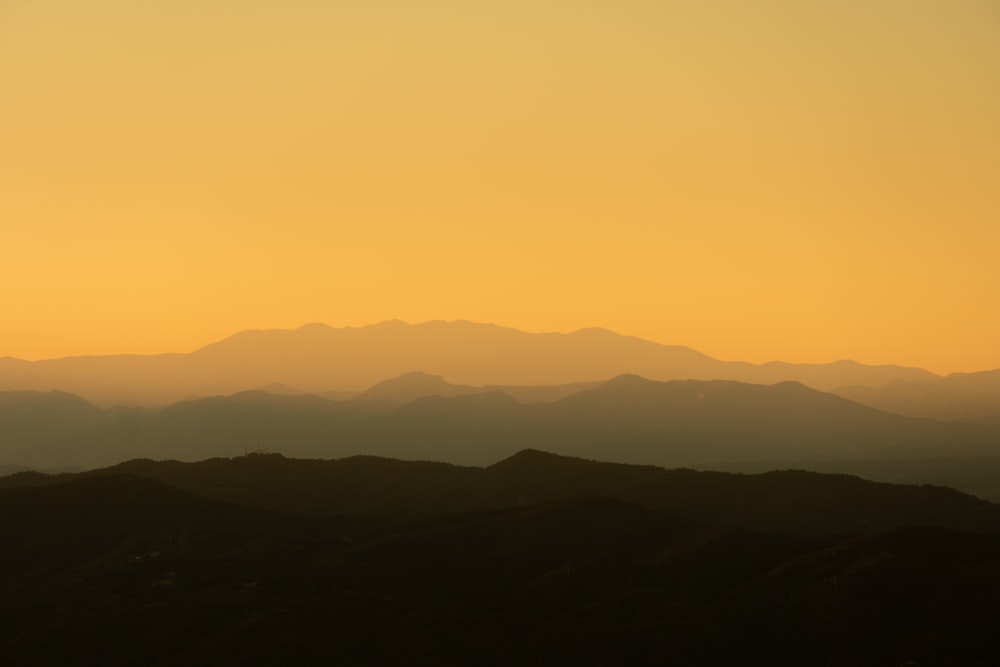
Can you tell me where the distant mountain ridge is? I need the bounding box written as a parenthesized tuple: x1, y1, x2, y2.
(834, 368, 1000, 422)
(0, 320, 942, 406)
(355, 371, 602, 407)
(3, 375, 997, 475)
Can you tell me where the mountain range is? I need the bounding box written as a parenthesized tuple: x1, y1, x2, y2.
(3, 374, 998, 488)
(7, 448, 998, 536)
(836, 369, 1000, 422)
(3, 320, 1000, 505)
(0, 320, 952, 406)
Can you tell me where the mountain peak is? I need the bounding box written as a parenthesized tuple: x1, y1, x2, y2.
(605, 373, 656, 386)
(367, 319, 411, 329)
(489, 448, 578, 470)
(361, 371, 469, 404)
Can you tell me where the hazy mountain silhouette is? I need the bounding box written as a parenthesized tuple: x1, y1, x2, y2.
(947, 368, 1000, 393)
(358, 371, 478, 403)
(0, 320, 942, 406)
(4, 376, 997, 472)
(347, 371, 490, 413)
(351, 371, 601, 408)
(0, 390, 105, 464)
(537, 376, 999, 461)
(835, 368, 1000, 423)
(6, 374, 1000, 474)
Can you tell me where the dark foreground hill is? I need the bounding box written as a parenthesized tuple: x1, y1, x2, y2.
(2, 451, 999, 665)
(7, 448, 999, 536)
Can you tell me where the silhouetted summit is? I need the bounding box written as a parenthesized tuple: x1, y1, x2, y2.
(358, 371, 478, 405)
(487, 448, 576, 471)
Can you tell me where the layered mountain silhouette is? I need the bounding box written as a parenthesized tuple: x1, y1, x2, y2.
(835, 368, 1000, 423)
(4, 321, 998, 664)
(3, 450, 999, 665)
(3, 375, 998, 495)
(0, 320, 942, 406)
(0, 382, 964, 471)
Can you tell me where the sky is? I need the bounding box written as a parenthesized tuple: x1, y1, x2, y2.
(2, 0, 998, 374)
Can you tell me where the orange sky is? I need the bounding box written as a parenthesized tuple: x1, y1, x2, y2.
(2, 1, 998, 374)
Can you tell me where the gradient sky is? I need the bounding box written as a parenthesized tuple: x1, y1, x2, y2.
(2, 1, 998, 373)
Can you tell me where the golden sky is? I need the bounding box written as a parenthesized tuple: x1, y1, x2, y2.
(2, 0, 998, 374)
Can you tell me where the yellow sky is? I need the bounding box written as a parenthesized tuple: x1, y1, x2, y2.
(2, 0, 998, 374)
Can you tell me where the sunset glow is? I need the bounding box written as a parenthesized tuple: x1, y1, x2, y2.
(2, 1, 998, 373)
